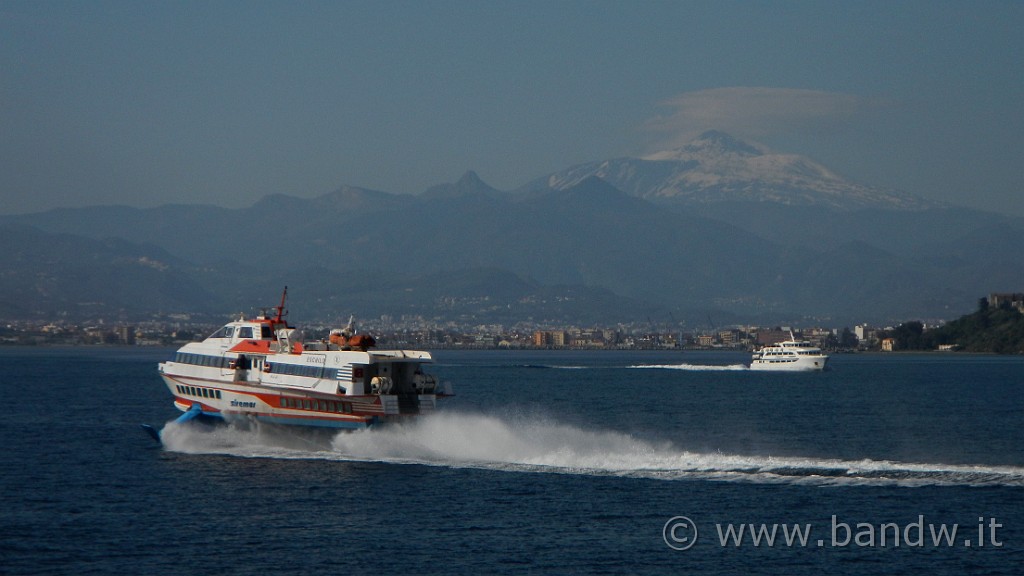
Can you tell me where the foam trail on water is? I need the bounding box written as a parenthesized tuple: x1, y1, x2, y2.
(159, 412, 1024, 487)
(160, 419, 339, 458)
(630, 363, 749, 371)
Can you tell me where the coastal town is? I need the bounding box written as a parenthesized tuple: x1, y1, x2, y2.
(0, 316, 843, 350)
(3, 294, 1020, 353)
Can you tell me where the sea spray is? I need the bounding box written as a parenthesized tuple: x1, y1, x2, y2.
(329, 411, 678, 469)
(157, 410, 1024, 487)
(159, 418, 337, 457)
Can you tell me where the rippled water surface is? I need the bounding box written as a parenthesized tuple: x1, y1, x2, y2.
(2, 347, 1022, 574)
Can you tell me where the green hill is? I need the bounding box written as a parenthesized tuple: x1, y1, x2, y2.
(885, 300, 1024, 353)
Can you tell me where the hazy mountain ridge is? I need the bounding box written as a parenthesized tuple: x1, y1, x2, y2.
(2, 132, 1020, 326)
(0, 225, 224, 319)
(0, 223, 663, 325)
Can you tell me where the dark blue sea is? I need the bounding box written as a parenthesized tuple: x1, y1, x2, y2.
(2, 347, 1023, 575)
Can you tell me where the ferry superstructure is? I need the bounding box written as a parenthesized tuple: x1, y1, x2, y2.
(749, 333, 829, 371)
(154, 288, 451, 433)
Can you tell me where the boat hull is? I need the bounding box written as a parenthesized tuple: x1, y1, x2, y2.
(160, 372, 438, 430)
(749, 356, 829, 371)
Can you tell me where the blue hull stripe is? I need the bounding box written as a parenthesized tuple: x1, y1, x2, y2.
(190, 409, 375, 430)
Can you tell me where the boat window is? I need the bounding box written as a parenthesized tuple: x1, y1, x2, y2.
(238, 327, 254, 339)
(261, 325, 273, 339)
(209, 325, 232, 339)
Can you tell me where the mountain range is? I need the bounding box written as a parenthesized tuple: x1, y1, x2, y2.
(2, 131, 1020, 328)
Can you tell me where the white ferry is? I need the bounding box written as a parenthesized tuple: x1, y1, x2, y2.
(749, 333, 829, 371)
(147, 288, 451, 439)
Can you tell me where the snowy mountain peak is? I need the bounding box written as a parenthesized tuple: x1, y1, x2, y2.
(645, 130, 767, 160)
(545, 131, 931, 211)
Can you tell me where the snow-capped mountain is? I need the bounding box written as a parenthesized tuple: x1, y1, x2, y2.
(542, 130, 932, 210)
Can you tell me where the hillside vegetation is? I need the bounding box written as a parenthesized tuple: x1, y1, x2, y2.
(885, 300, 1024, 353)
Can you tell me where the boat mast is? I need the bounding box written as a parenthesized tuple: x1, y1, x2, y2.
(273, 286, 288, 324)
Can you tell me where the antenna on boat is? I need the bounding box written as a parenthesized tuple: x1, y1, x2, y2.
(273, 286, 288, 323)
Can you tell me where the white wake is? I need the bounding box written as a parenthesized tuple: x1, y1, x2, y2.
(630, 363, 750, 371)
(158, 412, 1024, 487)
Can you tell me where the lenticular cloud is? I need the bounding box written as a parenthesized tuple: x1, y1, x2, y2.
(645, 87, 883, 149)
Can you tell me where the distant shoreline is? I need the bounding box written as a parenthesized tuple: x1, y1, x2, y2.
(0, 342, 1017, 356)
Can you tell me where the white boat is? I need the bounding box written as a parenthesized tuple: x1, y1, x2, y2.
(148, 288, 451, 438)
(749, 333, 829, 371)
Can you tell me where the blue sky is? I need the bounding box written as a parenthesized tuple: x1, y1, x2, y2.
(2, 1, 1022, 215)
